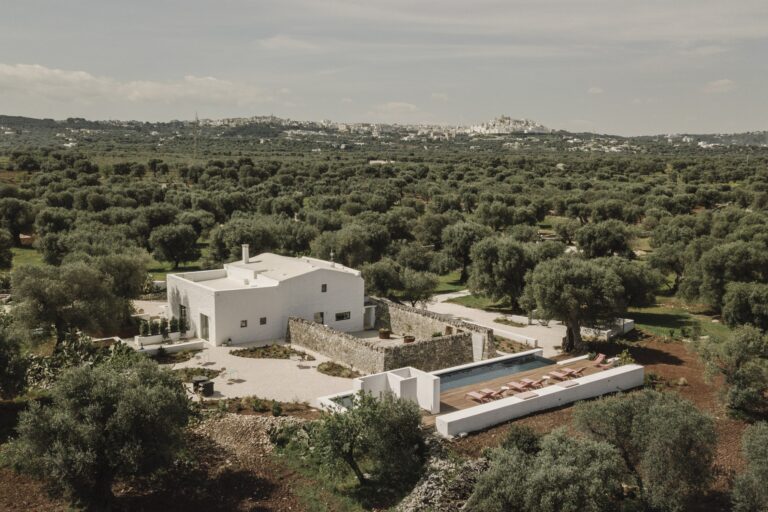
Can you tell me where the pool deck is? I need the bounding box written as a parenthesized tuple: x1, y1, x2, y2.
(422, 358, 604, 426)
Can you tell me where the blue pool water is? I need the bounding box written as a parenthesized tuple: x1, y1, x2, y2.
(438, 355, 555, 391)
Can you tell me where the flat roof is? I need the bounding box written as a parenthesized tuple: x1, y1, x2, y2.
(169, 252, 361, 291)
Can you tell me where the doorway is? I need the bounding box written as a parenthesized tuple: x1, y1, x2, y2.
(200, 313, 209, 341)
(313, 312, 324, 324)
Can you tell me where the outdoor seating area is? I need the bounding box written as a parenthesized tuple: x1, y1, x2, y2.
(432, 354, 618, 421)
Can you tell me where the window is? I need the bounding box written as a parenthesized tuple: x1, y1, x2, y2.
(260, 317, 267, 325)
(321, 283, 327, 293)
(240, 320, 247, 328)
(335, 311, 351, 321)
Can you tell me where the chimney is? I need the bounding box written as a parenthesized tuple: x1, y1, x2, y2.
(242, 244, 250, 264)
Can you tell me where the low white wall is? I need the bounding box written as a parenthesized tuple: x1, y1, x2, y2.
(317, 391, 353, 412)
(582, 318, 635, 341)
(354, 367, 440, 413)
(138, 339, 206, 356)
(435, 364, 644, 438)
(134, 331, 186, 346)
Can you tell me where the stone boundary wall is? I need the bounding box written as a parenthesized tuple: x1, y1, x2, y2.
(285, 316, 480, 374)
(382, 332, 474, 372)
(285, 317, 386, 374)
(369, 297, 495, 359)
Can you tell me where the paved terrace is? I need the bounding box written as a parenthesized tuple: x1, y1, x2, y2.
(423, 357, 602, 427)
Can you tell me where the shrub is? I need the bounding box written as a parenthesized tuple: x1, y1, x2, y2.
(149, 320, 160, 336)
(169, 316, 179, 333)
(573, 390, 716, 512)
(500, 424, 541, 455)
(732, 422, 768, 512)
(159, 318, 169, 339)
(139, 319, 150, 337)
(466, 429, 626, 512)
(271, 400, 282, 417)
(3, 355, 190, 510)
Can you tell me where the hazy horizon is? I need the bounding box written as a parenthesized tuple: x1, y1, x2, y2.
(2, 1, 767, 136)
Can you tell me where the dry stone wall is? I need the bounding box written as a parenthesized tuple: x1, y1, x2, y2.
(285, 317, 386, 374)
(286, 314, 484, 374)
(370, 297, 495, 359)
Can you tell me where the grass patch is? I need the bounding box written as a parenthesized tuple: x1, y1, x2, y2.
(494, 316, 527, 328)
(435, 270, 465, 294)
(151, 349, 201, 364)
(148, 242, 211, 279)
(231, 344, 316, 361)
(629, 299, 731, 340)
(317, 361, 361, 379)
(11, 247, 44, 268)
(171, 367, 221, 382)
(446, 294, 517, 314)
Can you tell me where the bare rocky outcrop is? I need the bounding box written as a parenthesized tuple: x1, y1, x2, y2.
(396, 456, 489, 512)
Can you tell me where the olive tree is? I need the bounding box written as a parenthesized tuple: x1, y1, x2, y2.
(521, 256, 625, 352)
(468, 236, 530, 308)
(732, 422, 768, 512)
(12, 262, 125, 346)
(441, 221, 491, 282)
(314, 391, 425, 488)
(149, 223, 200, 268)
(465, 430, 625, 512)
(3, 355, 190, 510)
(574, 390, 716, 512)
(574, 219, 634, 258)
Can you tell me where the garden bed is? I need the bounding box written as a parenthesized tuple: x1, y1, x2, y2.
(230, 344, 315, 361)
(171, 367, 221, 383)
(317, 361, 362, 379)
(151, 349, 201, 365)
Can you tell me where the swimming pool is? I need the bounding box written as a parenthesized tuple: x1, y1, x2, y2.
(438, 355, 555, 391)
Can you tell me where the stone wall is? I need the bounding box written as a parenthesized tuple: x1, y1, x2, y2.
(370, 297, 495, 359)
(286, 316, 482, 374)
(285, 317, 386, 374)
(382, 332, 474, 372)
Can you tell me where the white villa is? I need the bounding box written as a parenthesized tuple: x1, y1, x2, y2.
(166, 245, 368, 346)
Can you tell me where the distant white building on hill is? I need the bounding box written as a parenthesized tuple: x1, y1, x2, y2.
(167, 246, 367, 346)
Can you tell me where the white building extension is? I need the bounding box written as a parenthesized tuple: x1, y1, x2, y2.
(167, 245, 365, 346)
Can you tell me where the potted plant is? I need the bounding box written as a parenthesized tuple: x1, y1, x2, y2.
(159, 318, 169, 340)
(150, 320, 160, 336)
(378, 328, 391, 340)
(169, 317, 179, 333)
(139, 320, 150, 337)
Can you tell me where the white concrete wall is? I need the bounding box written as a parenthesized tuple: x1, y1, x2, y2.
(167, 274, 217, 342)
(435, 364, 644, 437)
(167, 266, 364, 346)
(354, 367, 440, 413)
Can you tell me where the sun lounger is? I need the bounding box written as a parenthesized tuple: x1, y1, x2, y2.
(597, 358, 616, 369)
(592, 353, 607, 366)
(549, 370, 571, 381)
(563, 366, 586, 377)
(465, 391, 491, 403)
(506, 381, 529, 392)
(521, 378, 545, 389)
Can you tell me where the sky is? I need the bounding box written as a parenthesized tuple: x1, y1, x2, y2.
(1, 0, 767, 135)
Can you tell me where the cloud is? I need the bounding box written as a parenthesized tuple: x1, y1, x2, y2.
(256, 35, 321, 52)
(701, 79, 735, 94)
(431, 92, 449, 101)
(0, 63, 273, 107)
(372, 101, 419, 114)
(587, 86, 604, 95)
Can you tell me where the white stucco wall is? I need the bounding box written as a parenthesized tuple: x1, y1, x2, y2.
(435, 364, 645, 437)
(354, 367, 440, 414)
(167, 266, 364, 346)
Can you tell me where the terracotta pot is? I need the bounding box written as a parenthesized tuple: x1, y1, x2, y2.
(378, 329, 391, 340)
(404, 335, 415, 344)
